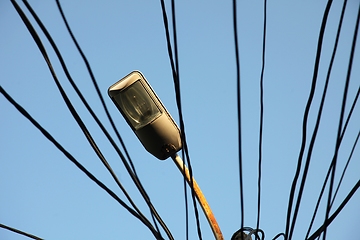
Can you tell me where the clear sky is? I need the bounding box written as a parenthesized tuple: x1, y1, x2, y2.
(1, 1, 359, 239)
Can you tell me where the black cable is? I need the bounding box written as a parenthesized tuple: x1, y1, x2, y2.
(158, 4, 190, 240)
(288, 0, 348, 238)
(305, 87, 359, 239)
(159, 0, 177, 82)
(158, 5, 191, 240)
(272, 233, 286, 240)
(21, 1, 166, 237)
(307, 179, 360, 240)
(0, 85, 159, 237)
(21, 1, 172, 238)
(305, 130, 360, 240)
(330, 130, 360, 208)
(54, 0, 136, 177)
(330, 0, 360, 212)
(233, 0, 245, 232)
(306, 4, 360, 239)
(330, 131, 360, 208)
(10, 1, 162, 239)
(54, 0, 167, 237)
(249, 228, 265, 240)
(0, 223, 43, 240)
(323, 4, 360, 240)
(167, 1, 190, 238)
(285, 1, 334, 239)
(170, 1, 203, 239)
(337, 86, 360, 146)
(305, 80, 358, 238)
(257, 0, 267, 232)
(159, 0, 203, 239)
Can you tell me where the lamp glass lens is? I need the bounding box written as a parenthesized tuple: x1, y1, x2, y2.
(118, 80, 161, 129)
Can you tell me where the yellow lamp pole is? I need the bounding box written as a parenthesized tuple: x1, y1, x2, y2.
(172, 154, 224, 240)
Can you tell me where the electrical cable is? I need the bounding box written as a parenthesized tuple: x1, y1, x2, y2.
(159, 0, 177, 81)
(288, 0, 347, 238)
(257, 0, 267, 232)
(20, 1, 172, 238)
(305, 3, 359, 238)
(159, 0, 203, 239)
(54, 0, 166, 236)
(0, 85, 159, 238)
(20, 1, 168, 238)
(10, 1, 163, 239)
(247, 228, 265, 240)
(305, 130, 359, 240)
(272, 233, 286, 240)
(157, 6, 194, 239)
(284, 1, 334, 239)
(158, 3, 191, 240)
(233, 0, 245, 232)
(305, 87, 359, 239)
(170, 1, 203, 239)
(0, 223, 43, 240)
(54, 0, 136, 177)
(323, 4, 360, 239)
(307, 179, 360, 240)
(330, 131, 360, 208)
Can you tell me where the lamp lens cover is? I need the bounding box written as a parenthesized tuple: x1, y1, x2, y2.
(118, 80, 161, 129)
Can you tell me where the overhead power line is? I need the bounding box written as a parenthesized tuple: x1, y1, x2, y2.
(159, 0, 202, 239)
(10, 0, 165, 238)
(0, 85, 159, 238)
(55, 0, 168, 236)
(0, 223, 43, 240)
(233, 0, 245, 232)
(285, 1, 334, 239)
(257, 0, 267, 232)
(323, 3, 360, 239)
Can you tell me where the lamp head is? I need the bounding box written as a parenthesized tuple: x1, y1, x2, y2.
(108, 71, 182, 160)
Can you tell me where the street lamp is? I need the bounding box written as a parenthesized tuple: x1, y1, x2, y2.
(108, 71, 223, 240)
(108, 71, 182, 160)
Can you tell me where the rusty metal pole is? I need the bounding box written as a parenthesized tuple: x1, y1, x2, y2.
(171, 154, 224, 240)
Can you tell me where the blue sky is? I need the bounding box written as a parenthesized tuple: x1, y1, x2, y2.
(1, 1, 359, 239)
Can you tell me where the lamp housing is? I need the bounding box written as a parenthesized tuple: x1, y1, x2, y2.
(108, 71, 182, 160)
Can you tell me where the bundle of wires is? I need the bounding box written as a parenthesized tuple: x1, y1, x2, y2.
(1, 1, 359, 240)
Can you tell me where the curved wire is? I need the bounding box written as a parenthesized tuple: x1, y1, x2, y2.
(54, 0, 136, 176)
(323, 3, 360, 239)
(289, 0, 347, 237)
(21, 1, 168, 238)
(159, 0, 203, 239)
(272, 233, 286, 240)
(305, 2, 360, 238)
(0, 223, 43, 240)
(21, 1, 173, 239)
(248, 228, 265, 240)
(305, 88, 359, 238)
(0, 85, 159, 237)
(170, 1, 203, 239)
(257, 0, 267, 232)
(233, 0, 245, 232)
(322, 0, 350, 213)
(54, 0, 167, 237)
(307, 179, 360, 240)
(10, 1, 163, 239)
(330, 131, 360, 208)
(285, 1, 334, 239)
(157, 5, 191, 239)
